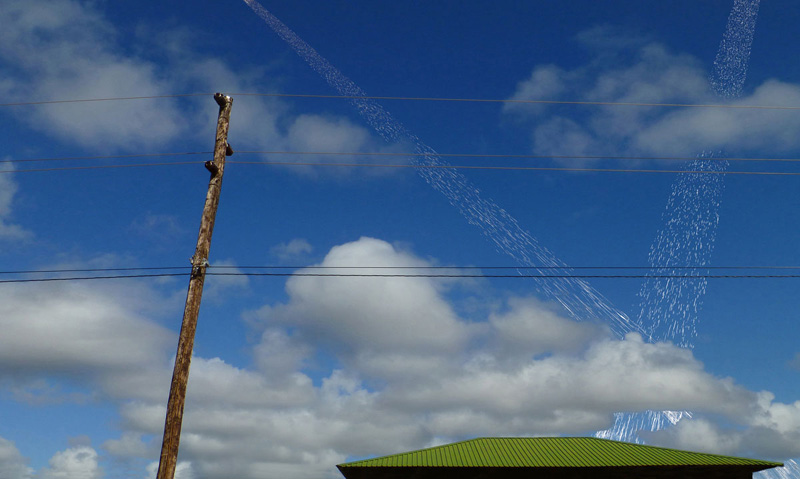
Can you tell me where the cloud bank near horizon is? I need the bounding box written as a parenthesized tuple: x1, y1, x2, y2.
(1, 237, 798, 479)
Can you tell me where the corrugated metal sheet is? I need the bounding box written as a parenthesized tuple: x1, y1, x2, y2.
(338, 437, 783, 469)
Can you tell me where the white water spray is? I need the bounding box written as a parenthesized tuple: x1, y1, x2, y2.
(245, 2, 796, 473)
(711, 0, 761, 98)
(594, 155, 726, 446)
(598, 4, 798, 477)
(635, 153, 727, 349)
(242, 0, 637, 337)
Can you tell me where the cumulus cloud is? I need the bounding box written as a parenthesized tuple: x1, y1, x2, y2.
(145, 461, 194, 479)
(270, 238, 314, 262)
(489, 296, 605, 358)
(0, 0, 183, 149)
(155, 237, 798, 476)
(0, 437, 33, 479)
(649, 396, 800, 460)
(257, 237, 473, 362)
(203, 259, 250, 300)
(0, 167, 32, 240)
(505, 27, 800, 158)
(0, 0, 403, 173)
(3, 238, 800, 478)
(38, 446, 102, 479)
(0, 281, 174, 380)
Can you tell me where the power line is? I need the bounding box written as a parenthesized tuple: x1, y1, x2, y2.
(206, 272, 800, 279)
(4, 265, 800, 275)
(0, 267, 190, 275)
(0, 93, 208, 107)
(233, 93, 800, 111)
(2, 271, 800, 284)
(6, 150, 800, 167)
(0, 273, 188, 284)
(235, 150, 800, 164)
(0, 162, 202, 174)
(5, 159, 795, 176)
(227, 265, 800, 270)
(3, 92, 800, 110)
(0, 152, 210, 165)
(228, 160, 800, 176)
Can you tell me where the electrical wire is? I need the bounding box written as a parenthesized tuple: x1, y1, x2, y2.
(235, 150, 800, 164)
(5, 159, 795, 176)
(206, 272, 800, 279)
(3, 92, 800, 110)
(0, 267, 190, 275)
(3, 265, 800, 275)
(0, 273, 188, 284)
(0, 152, 210, 165)
(232, 93, 800, 110)
(228, 160, 800, 176)
(0, 93, 208, 107)
(0, 162, 202, 174)
(2, 271, 800, 284)
(6, 151, 800, 166)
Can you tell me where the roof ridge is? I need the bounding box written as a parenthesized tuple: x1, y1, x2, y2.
(337, 437, 784, 469)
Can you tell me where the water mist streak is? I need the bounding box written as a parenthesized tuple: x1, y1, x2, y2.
(244, 2, 796, 474)
(242, 0, 636, 337)
(596, 6, 800, 478)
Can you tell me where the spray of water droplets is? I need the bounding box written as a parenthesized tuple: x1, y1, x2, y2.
(596, 155, 728, 443)
(245, 1, 796, 472)
(710, 0, 761, 98)
(636, 154, 728, 349)
(242, 0, 637, 337)
(709, 6, 800, 478)
(597, 5, 800, 477)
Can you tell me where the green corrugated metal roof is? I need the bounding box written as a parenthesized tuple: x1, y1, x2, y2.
(337, 437, 783, 469)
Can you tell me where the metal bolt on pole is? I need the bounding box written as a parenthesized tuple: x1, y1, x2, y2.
(156, 93, 233, 479)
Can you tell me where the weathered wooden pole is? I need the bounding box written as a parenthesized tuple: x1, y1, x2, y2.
(156, 93, 233, 479)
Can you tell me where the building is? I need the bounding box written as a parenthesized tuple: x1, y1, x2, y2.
(337, 437, 782, 479)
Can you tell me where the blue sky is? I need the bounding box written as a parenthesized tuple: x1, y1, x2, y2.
(1, 1, 800, 478)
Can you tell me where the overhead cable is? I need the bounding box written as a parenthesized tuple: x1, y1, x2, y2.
(228, 160, 800, 176)
(4, 265, 800, 275)
(2, 272, 800, 284)
(6, 160, 797, 176)
(3, 92, 800, 110)
(0, 273, 188, 284)
(6, 150, 800, 167)
(0, 162, 202, 174)
(206, 272, 800, 279)
(0, 152, 210, 164)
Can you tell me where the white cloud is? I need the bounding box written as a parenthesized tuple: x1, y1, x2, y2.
(38, 446, 102, 479)
(0, 166, 32, 240)
(0, 282, 174, 379)
(0, 0, 402, 176)
(0, 0, 184, 149)
(287, 115, 371, 155)
(258, 237, 473, 360)
(144, 461, 194, 479)
(505, 29, 800, 158)
(650, 401, 800, 460)
(270, 238, 314, 262)
(203, 259, 250, 300)
(489, 296, 605, 358)
(0, 437, 33, 479)
(101, 433, 148, 459)
(3, 239, 800, 478)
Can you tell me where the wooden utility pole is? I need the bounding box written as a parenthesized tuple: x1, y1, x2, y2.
(156, 93, 233, 479)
